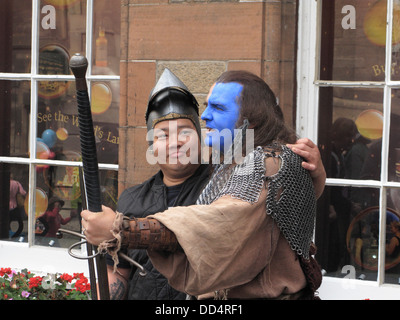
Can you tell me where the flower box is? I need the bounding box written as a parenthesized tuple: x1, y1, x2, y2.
(0, 267, 90, 300)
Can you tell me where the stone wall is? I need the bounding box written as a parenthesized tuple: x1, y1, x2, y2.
(118, 0, 298, 191)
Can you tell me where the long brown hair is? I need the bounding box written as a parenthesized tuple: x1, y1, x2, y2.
(216, 70, 297, 146)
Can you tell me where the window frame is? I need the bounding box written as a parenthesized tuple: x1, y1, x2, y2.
(0, 0, 119, 272)
(297, 0, 400, 298)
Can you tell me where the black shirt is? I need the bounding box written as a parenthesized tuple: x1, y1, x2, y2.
(114, 164, 210, 300)
(166, 183, 184, 207)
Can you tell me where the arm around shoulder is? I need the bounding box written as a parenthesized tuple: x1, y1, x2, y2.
(287, 138, 326, 198)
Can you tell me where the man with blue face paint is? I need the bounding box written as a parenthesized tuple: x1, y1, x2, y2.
(82, 71, 326, 301)
(202, 79, 325, 197)
(201, 82, 243, 152)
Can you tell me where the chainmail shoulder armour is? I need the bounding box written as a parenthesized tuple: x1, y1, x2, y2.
(196, 144, 316, 259)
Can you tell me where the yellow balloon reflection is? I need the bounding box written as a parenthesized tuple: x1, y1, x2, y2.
(355, 109, 383, 140)
(43, 0, 80, 8)
(364, 0, 400, 47)
(24, 188, 49, 219)
(56, 127, 68, 141)
(91, 83, 112, 115)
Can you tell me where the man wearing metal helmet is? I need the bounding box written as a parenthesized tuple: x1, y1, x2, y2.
(105, 68, 210, 299)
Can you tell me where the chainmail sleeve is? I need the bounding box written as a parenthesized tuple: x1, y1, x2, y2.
(264, 145, 316, 259)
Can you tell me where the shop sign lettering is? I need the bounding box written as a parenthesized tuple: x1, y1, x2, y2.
(342, 5, 356, 30)
(41, 5, 56, 30)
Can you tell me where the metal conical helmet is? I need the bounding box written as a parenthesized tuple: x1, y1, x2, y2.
(145, 68, 201, 140)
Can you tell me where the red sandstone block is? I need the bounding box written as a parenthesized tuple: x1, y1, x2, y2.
(128, 2, 264, 60)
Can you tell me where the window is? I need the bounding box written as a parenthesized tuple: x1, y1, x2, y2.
(298, 0, 400, 291)
(0, 0, 120, 251)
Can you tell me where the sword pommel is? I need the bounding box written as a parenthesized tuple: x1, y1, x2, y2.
(70, 54, 88, 91)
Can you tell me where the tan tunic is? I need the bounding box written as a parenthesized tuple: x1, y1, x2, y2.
(148, 157, 308, 299)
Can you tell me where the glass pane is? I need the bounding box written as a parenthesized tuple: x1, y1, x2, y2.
(385, 189, 400, 284)
(91, 81, 119, 164)
(0, 164, 29, 243)
(37, 80, 81, 162)
(318, 87, 384, 180)
(34, 164, 82, 248)
(0, 80, 30, 158)
(0, 1, 32, 73)
(389, 89, 400, 182)
(392, 1, 400, 81)
(316, 186, 380, 281)
(346, 205, 387, 281)
(34, 165, 118, 248)
(39, 0, 86, 75)
(37, 80, 119, 164)
(92, 0, 121, 75)
(320, 0, 386, 82)
(99, 169, 118, 211)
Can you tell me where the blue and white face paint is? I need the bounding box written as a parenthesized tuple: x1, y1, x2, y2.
(201, 82, 243, 151)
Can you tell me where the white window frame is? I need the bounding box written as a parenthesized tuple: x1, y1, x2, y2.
(297, 0, 400, 299)
(0, 0, 119, 275)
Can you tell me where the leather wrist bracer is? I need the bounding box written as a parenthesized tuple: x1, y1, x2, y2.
(121, 217, 180, 252)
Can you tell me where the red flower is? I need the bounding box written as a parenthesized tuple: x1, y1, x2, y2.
(28, 276, 43, 289)
(73, 273, 84, 279)
(0, 268, 12, 277)
(74, 277, 90, 293)
(60, 273, 73, 283)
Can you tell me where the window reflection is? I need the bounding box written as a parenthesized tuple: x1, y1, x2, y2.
(37, 80, 119, 164)
(384, 191, 400, 284)
(319, 87, 383, 182)
(321, 0, 400, 82)
(33, 165, 81, 248)
(0, 164, 29, 243)
(0, 80, 30, 158)
(346, 205, 400, 284)
(39, 44, 71, 77)
(316, 186, 381, 281)
(37, 80, 81, 162)
(33, 165, 118, 248)
(344, 203, 400, 285)
(34, 192, 77, 248)
(320, 0, 387, 82)
(92, 0, 121, 75)
(39, 0, 86, 74)
(0, 1, 31, 73)
(316, 186, 400, 282)
(91, 81, 120, 164)
(390, 89, 400, 182)
(392, 1, 400, 81)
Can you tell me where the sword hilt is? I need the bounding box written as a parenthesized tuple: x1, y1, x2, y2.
(70, 53, 109, 300)
(69, 54, 102, 213)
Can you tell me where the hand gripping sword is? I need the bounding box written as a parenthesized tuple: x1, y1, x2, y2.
(69, 54, 110, 300)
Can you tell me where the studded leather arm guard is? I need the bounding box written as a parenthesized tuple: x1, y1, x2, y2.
(120, 217, 180, 252)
